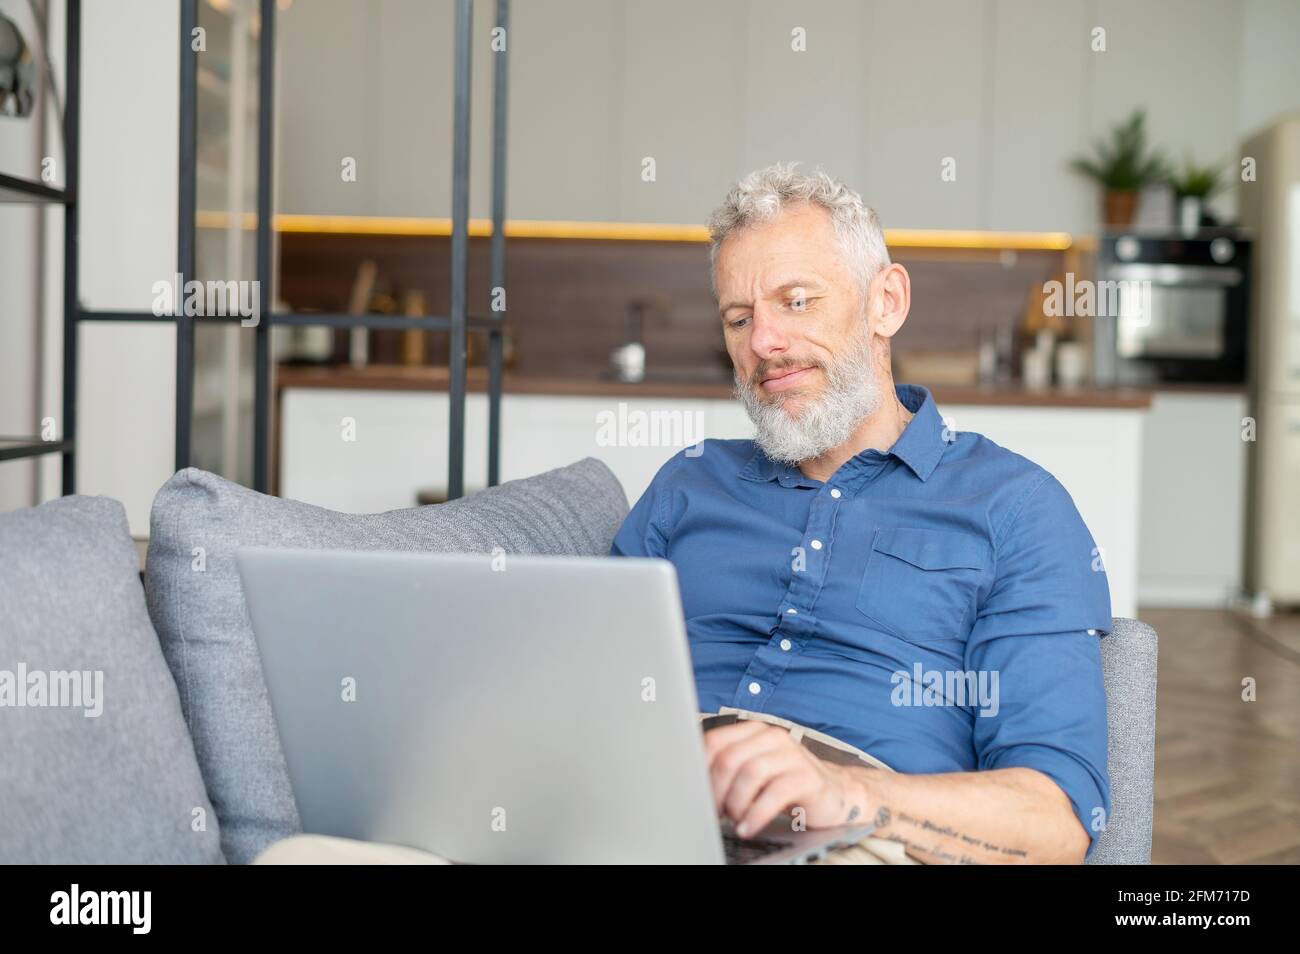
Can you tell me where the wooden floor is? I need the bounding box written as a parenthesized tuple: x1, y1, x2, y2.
(1141, 607, 1300, 864)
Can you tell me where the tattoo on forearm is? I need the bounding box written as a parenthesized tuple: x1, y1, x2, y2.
(880, 810, 1029, 862)
(889, 834, 960, 864)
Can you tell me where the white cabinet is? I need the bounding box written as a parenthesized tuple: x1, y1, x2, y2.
(281, 387, 1144, 616)
(270, 0, 1300, 229)
(937, 402, 1143, 619)
(280, 390, 730, 511)
(1137, 391, 1248, 607)
(859, 0, 988, 230)
(614, 0, 748, 224)
(986, 0, 1092, 231)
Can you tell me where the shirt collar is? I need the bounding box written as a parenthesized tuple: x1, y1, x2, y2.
(888, 384, 946, 481)
(738, 383, 946, 485)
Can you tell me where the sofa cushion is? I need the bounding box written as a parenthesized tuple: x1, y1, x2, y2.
(143, 458, 629, 863)
(0, 495, 225, 864)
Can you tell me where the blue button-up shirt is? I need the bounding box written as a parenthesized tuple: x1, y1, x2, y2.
(610, 384, 1112, 849)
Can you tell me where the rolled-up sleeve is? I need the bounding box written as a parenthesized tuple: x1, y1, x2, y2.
(965, 473, 1113, 855)
(609, 455, 680, 559)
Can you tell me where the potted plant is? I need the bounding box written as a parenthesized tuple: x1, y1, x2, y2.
(1169, 157, 1226, 233)
(1069, 110, 1169, 227)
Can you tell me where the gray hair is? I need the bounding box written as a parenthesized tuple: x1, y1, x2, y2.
(707, 161, 891, 297)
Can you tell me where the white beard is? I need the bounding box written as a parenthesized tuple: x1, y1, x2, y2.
(734, 323, 884, 467)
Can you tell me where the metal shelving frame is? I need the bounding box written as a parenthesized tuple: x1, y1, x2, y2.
(1, 0, 507, 502)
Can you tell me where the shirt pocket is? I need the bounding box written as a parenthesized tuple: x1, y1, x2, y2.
(855, 527, 991, 644)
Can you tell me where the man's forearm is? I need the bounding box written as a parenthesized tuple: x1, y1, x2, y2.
(838, 765, 1090, 865)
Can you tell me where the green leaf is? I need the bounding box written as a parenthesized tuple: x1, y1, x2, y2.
(1068, 109, 1168, 190)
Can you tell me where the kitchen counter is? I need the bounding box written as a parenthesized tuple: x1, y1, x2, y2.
(276, 363, 1153, 409)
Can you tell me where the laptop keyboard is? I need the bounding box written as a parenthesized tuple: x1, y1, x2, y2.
(722, 831, 792, 865)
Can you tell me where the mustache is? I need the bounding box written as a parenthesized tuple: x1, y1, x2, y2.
(747, 357, 826, 387)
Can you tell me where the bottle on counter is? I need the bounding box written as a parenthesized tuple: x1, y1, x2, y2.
(1021, 329, 1054, 390)
(1055, 341, 1088, 390)
(280, 301, 333, 365)
(345, 260, 378, 369)
(977, 324, 1016, 386)
(366, 284, 401, 365)
(400, 290, 428, 367)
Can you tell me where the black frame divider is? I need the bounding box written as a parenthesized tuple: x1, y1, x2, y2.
(3, 0, 508, 503)
(447, 0, 473, 501)
(175, 0, 198, 474)
(252, 0, 274, 493)
(59, 0, 80, 495)
(488, 0, 509, 488)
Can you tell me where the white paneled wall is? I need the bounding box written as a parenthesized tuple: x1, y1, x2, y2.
(860, 0, 990, 229)
(738, 0, 869, 193)
(273, 0, 1300, 232)
(987, 0, 1093, 232)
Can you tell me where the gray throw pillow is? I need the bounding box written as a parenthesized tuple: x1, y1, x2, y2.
(0, 495, 225, 864)
(143, 458, 629, 864)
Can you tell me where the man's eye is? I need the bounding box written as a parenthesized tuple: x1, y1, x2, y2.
(789, 296, 809, 312)
(729, 316, 750, 330)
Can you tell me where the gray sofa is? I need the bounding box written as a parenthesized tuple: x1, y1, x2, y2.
(0, 457, 1156, 864)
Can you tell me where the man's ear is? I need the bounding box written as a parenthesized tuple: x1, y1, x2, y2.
(871, 263, 911, 340)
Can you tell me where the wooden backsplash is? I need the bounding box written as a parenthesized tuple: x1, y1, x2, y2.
(277, 233, 1071, 375)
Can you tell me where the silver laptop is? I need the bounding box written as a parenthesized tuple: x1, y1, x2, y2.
(236, 547, 875, 864)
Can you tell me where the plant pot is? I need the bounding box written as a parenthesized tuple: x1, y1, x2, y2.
(1178, 195, 1203, 234)
(1102, 189, 1140, 227)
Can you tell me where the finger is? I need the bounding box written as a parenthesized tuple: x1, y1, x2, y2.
(718, 737, 807, 823)
(708, 725, 793, 814)
(703, 721, 779, 787)
(702, 719, 770, 759)
(722, 750, 804, 827)
(737, 771, 816, 839)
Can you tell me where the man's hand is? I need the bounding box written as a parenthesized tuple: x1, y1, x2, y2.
(703, 720, 1092, 863)
(702, 720, 870, 838)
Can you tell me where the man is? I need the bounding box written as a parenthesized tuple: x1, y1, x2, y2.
(610, 162, 1112, 864)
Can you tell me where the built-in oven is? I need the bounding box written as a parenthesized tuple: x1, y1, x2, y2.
(1091, 229, 1252, 385)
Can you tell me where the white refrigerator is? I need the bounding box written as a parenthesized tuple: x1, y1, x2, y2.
(1241, 115, 1300, 608)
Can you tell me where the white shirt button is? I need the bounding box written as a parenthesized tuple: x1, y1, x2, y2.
(748, 681, 762, 695)
(830, 488, 842, 499)
(1087, 628, 1097, 636)
(810, 539, 823, 550)
(786, 607, 797, 615)
(780, 639, 792, 651)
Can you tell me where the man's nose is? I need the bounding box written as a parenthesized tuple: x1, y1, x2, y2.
(747, 306, 790, 362)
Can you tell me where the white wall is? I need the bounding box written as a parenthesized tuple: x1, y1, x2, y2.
(1238, 0, 1300, 141)
(63, 0, 178, 535)
(0, 0, 48, 512)
(5, 0, 178, 534)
